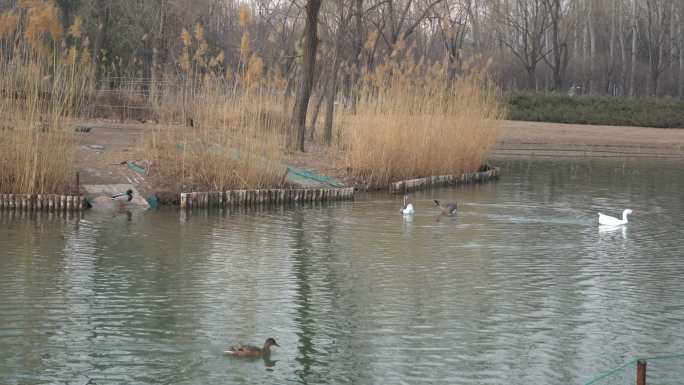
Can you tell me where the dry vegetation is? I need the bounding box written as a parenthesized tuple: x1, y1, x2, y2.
(0, 3, 91, 194)
(139, 11, 502, 192)
(346, 56, 503, 186)
(0, 2, 503, 195)
(142, 19, 290, 192)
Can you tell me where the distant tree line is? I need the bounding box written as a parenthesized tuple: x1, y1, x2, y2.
(1, 0, 682, 99)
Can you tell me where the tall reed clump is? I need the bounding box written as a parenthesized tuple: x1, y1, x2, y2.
(145, 17, 288, 192)
(345, 55, 504, 186)
(0, 3, 92, 194)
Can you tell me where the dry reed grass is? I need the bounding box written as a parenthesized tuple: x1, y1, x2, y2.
(142, 23, 289, 191)
(0, 4, 92, 194)
(144, 80, 289, 191)
(343, 58, 504, 186)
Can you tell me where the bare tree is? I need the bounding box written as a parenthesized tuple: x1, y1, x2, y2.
(541, 0, 575, 91)
(630, 0, 638, 96)
(644, 0, 673, 96)
(290, 0, 323, 152)
(496, 0, 551, 90)
(436, 0, 470, 80)
(323, 0, 352, 146)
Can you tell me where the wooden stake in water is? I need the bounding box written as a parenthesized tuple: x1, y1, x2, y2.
(637, 359, 646, 385)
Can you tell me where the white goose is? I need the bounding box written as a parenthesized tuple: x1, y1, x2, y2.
(400, 195, 415, 215)
(598, 209, 633, 226)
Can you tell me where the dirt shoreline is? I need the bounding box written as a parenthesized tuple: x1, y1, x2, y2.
(493, 120, 684, 159)
(73, 119, 684, 202)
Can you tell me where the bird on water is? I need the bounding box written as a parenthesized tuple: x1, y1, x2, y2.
(224, 338, 280, 357)
(400, 195, 415, 215)
(598, 209, 633, 226)
(434, 200, 458, 215)
(112, 189, 133, 202)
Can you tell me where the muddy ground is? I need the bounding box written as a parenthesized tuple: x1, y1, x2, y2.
(493, 120, 684, 159)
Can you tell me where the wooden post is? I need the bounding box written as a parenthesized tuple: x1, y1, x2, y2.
(75, 172, 80, 196)
(636, 359, 646, 385)
(180, 193, 187, 209)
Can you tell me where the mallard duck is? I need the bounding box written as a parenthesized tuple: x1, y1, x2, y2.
(598, 209, 632, 226)
(400, 195, 414, 215)
(112, 189, 133, 202)
(224, 338, 280, 357)
(434, 200, 457, 215)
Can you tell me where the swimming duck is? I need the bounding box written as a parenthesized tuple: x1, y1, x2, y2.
(434, 200, 457, 215)
(400, 195, 414, 215)
(598, 209, 632, 226)
(112, 189, 133, 202)
(224, 338, 280, 357)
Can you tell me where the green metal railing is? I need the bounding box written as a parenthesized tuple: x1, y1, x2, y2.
(584, 354, 684, 385)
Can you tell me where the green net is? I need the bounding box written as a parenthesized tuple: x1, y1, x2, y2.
(584, 354, 684, 385)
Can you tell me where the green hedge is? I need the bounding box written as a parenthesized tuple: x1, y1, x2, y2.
(506, 93, 684, 128)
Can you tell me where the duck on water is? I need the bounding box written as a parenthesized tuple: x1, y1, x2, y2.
(224, 338, 280, 357)
(112, 189, 133, 202)
(434, 200, 457, 215)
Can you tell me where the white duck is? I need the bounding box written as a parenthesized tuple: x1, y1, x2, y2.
(400, 195, 415, 215)
(598, 209, 633, 226)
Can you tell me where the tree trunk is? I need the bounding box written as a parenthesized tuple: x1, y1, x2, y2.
(679, 11, 684, 99)
(309, 89, 325, 140)
(324, 1, 348, 146)
(608, 0, 616, 94)
(151, 0, 166, 104)
(289, 0, 323, 152)
(91, 1, 107, 83)
(527, 66, 536, 90)
(468, 0, 481, 51)
(548, 0, 563, 90)
(618, 0, 627, 95)
(350, 0, 364, 114)
(588, 0, 596, 95)
(630, 0, 638, 96)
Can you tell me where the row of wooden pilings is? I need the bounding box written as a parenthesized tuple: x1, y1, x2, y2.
(0, 194, 86, 211)
(389, 167, 500, 194)
(180, 187, 355, 209)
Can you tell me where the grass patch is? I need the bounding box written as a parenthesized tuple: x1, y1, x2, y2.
(507, 93, 684, 128)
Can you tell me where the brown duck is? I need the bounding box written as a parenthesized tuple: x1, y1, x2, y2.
(434, 200, 458, 215)
(224, 338, 280, 357)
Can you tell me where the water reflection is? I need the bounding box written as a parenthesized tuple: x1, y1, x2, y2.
(598, 225, 628, 240)
(1, 159, 684, 385)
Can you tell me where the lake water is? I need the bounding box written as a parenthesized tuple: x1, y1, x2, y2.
(1, 159, 684, 385)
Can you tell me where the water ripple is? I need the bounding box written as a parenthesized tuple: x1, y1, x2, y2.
(2, 159, 684, 384)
